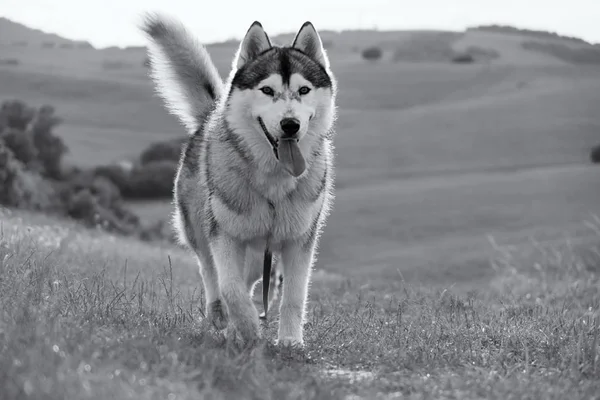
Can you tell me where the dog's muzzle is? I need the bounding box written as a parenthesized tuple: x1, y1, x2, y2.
(257, 117, 306, 177)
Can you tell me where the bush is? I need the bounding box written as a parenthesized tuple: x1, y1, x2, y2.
(591, 144, 600, 164)
(0, 101, 68, 180)
(452, 53, 475, 64)
(93, 164, 131, 192)
(139, 137, 186, 165)
(0, 100, 36, 131)
(361, 46, 383, 61)
(0, 142, 60, 211)
(1, 128, 37, 165)
(122, 160, 178, 199)
(0, 99, 144, 238)
(0, 58, 20, 66)
(59, 176, 140, 235)
(31, 105, 68, 180)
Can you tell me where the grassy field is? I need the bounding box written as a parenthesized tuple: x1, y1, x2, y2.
(1, 18, 600, 399)
(1, 208, 599, 399)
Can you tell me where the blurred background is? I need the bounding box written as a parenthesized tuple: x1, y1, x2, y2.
(1, 0, 599, 286)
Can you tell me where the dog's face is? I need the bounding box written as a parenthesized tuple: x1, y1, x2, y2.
(225, 22, 336, 176)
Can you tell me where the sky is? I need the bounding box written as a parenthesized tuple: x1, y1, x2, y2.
(2, 0, 599, 48)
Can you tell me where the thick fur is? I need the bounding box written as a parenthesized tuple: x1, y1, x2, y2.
(141, 14, 337, 347)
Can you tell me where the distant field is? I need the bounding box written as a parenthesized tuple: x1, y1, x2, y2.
(1, 27, 600, 284)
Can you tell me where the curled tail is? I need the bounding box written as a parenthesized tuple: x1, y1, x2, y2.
(140, 12, 224, 133)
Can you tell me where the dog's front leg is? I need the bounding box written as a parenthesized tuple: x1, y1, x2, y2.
(277, 240, 315, 347)
(211, 234, 261, 345)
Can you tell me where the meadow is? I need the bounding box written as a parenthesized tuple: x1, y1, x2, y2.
(0, 18, 600, 399)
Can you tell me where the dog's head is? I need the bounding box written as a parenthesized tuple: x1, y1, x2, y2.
(225, 21, 336, 177)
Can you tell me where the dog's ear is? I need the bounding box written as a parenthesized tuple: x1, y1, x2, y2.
(292, 22, 329, 69)
(233, 21, 272, 69)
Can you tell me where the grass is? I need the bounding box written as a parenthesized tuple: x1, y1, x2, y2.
(1, 208, 599, 399)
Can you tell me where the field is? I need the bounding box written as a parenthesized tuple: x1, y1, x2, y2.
(1, 18, 600, 399)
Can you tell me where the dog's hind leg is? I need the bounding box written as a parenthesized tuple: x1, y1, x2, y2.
(211, 234, 261, 344)
(192, 237, 228, 330)
(176, 203, 228, 330)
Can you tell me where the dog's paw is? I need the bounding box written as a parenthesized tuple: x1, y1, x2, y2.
(207, 299, 228, 330)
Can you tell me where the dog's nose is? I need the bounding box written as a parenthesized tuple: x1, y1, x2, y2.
(280, 118, 300, 138)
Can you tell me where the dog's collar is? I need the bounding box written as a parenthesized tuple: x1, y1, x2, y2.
(257, 117, 279, 159)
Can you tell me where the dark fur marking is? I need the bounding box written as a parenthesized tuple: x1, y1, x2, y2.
(206, 201, 219, 237)
(181, 129, 204, 174)
(203, 81, 216, 101)
(231, 47, 331, 91)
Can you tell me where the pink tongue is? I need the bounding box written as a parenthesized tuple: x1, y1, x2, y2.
(278, 139, 306, 177)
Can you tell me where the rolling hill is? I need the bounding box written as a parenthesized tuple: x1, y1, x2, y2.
(0, 17, 599, 283)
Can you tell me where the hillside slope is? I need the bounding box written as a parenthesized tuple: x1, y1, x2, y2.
(0, 17, 92, 48)
(1, 18, 599, 283)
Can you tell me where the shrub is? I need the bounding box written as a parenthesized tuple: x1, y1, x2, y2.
(0, 99, 144, 238)
(30, 105, 68, 179)
(0, 142, 60, 211)
(0, 128, 37, 165)
(452, 53, 475, 64)
(57, 167, 141, 234)
(0, 58, 20, 66)
(139, 137, 186, 165)
(591, 144, 600, 164)
(0, 100, 36, 131)
(361, 46, 383, 61)
(0, 101, 68, 180)
(122, 160, 178, 199)
(93, 164, 131, 192)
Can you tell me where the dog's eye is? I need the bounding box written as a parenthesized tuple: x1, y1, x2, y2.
(298, 86, 311, 95)
(260, 86, 275, 96)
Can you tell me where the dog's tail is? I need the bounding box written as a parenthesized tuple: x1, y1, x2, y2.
(140, 13, 224, 133)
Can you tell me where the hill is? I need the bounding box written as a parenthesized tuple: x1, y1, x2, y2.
(1, 16, 600, 282)
(0, 17, 93, 48)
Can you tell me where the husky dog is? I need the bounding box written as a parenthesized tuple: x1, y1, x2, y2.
(140, 13, 337, 347)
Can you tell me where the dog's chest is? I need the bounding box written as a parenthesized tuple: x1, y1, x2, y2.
(211, 172, 323, 243)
